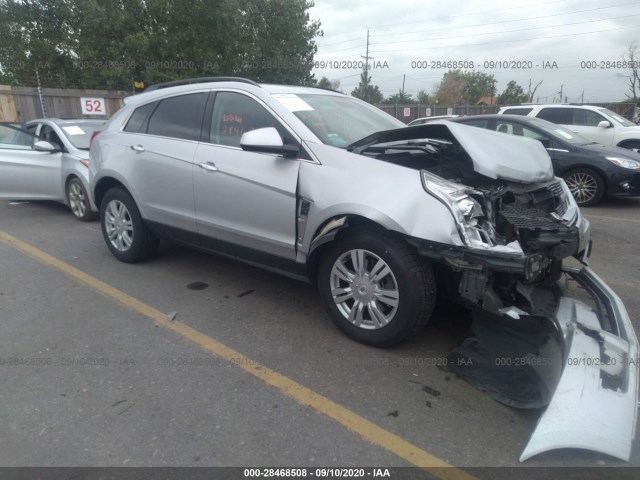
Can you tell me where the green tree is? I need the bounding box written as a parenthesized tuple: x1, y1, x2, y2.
(0, 0, 322, 89)
(498, 80, 528, 105)
(383, 90, 414, 104)
(234, 0, 322, 85)
(461, 71, 496, 104)
(0, 0, 79, 87)
(316, 76, 340, 91)
(417, 89, 432, 104)
(351, 69, 383, 104)
(433, 70, 496, 104)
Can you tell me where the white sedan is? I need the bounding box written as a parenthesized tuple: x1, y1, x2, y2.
(0, 119, 104, 221)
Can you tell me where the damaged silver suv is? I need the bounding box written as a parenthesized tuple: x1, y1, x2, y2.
(90, 78, 638, 461)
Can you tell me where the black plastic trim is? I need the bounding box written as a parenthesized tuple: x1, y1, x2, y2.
(145, 77, 260, 92)
(406, 237, 527, 274)
(145, 220, 309, 282)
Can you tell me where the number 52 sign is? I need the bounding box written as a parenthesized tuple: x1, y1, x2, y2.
(80, 97, 106, 115)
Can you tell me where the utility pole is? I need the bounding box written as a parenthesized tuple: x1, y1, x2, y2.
(402, 74, 405, 95)
(361, 29, 373, 102)
(581, 90, 584, 103)
(35, 66, 47, 118)
(558, 84, 563, 103)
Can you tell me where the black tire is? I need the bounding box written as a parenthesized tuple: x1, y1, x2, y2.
(100, 187, 159, 263)
(562, 168, 605, 207)
(66, 177, 96, 222)
(317, 227, 436, 347)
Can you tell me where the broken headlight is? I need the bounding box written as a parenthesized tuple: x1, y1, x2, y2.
(421, 170, 490, 246)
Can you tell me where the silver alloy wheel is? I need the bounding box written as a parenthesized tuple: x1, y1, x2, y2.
(104, 200, 134, 252)
(565, 172, 598, 204)
(330, 249, 399, 330)
(68, 180, 87, 218)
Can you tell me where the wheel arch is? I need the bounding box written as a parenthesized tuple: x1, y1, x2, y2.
(305, 214, 403, 284)
(616, 139, 640, 150)
(63, 174, 81, 202)
(94, 176, 129, 210)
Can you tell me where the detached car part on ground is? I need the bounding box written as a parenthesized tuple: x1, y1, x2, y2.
(89, 79, 638, 462)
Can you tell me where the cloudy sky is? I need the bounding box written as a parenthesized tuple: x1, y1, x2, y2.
(308, 0, 640, 102)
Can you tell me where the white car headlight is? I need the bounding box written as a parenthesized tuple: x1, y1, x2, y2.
(605, 156, 640, 170)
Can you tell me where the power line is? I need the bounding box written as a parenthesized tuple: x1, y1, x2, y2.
(315, 0, 574, 40)
(369, 14, 638, 48)
(371, 2, 638, 39)
(369, 25, 638, 54)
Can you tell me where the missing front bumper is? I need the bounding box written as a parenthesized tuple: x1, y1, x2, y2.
(447, 265, 638, 462)
(520, 266, 639, 462)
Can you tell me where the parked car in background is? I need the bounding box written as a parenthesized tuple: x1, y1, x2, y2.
(449, 114, 640, 206)
(498, 104, 640, 152)
(407, 114, 459, 126)
(0, 119, 104, 221)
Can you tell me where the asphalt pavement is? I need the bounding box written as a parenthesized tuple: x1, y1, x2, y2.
(0, 196, 638, 478)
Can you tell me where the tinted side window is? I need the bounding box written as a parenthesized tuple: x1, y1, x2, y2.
(572, 109, 605, 126)
(209, 92, 288, 147)
(494, 121, 545, 140)
(40, 125, 63, 148)
(0, 125, 34, 150)
(536, 108, 571, 124)
(502, 108, 532, 115)
(520, 126, 545, 140)
(147, 93, 207, 141)
(124, 102, 156, 133)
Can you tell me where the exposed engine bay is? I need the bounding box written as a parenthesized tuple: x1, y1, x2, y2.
(351, 125, 585, 319)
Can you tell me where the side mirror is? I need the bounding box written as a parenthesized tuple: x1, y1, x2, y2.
(597, 120, 612, 128)
(34, 140, 60, 152)
(240, 127, 299, 158)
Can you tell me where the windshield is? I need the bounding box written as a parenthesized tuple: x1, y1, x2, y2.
(273, 93, 404, 147)
(59, 122, 105, 149)
(598, 108, 636, 127)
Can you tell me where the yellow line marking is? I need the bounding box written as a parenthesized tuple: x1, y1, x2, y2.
(585, 214, 640, 225)
(0, 230, 474, 480)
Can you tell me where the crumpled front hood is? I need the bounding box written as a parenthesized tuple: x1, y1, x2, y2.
(349, 121, 554, 183)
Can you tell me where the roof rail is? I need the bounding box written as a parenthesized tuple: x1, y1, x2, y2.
(145, 77, 260, 92)
(313, 86, 345, 94)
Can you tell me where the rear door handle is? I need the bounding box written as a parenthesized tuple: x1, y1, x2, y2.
(199, 162, 219, 172)
(130, 144, 145, 152)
